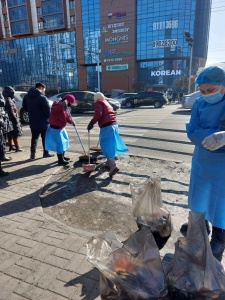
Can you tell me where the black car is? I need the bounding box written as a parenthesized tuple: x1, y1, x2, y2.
(122, 91, 167, 108)
(49, 91, 120, 113)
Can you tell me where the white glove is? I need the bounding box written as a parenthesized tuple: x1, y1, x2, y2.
(61, 100, 68, 107)
(202, 131, 225, 151)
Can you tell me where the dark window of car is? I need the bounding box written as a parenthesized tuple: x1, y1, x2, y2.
(86, 93, 94, 101)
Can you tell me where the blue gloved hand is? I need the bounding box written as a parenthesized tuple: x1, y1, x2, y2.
(87, 122, 94, 131)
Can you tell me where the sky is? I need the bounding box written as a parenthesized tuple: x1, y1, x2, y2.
(206, 0, 225, 68)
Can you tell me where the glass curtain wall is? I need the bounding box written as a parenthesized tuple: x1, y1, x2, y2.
(0, 32, 78, 93)
(136, 0, 210, 92)
(81, 0, 100, 91)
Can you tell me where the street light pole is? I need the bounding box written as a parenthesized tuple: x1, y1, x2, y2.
(183, 32, 194, 94)
(96, 39, 100, 92)
(188, 45, 193, 95)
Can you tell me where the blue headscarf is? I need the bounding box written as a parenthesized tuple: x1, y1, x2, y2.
(195, 66, 225, 87)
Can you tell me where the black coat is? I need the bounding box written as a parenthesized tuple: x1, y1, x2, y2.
(4, 97, 23, 137)
(23, 88, 50, 131)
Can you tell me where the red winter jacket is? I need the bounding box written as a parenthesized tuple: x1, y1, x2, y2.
(49, 100, 72, 129)
(91, 98, 117, 128)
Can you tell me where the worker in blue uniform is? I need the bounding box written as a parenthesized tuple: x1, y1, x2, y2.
(181, 66, 225, 262)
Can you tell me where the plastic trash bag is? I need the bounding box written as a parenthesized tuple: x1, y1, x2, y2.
(87, 227, 168, 299)
(130, 176, 172, 249)
(166, 211, 225, 299)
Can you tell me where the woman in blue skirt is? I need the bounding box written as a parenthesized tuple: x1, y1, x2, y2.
(45, 94, 75, 165)
(87, 92, 128, 176)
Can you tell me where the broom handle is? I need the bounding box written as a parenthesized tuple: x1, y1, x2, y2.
(88, 131, 90, 165)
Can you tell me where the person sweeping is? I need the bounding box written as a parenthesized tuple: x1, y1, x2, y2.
(45, 94, 75, 166)
(87, 92, 128, 176)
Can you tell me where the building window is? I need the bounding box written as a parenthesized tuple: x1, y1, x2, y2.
(37, 7, 42, 15)
(1, 0, 6, 7)
(5, 27, 10, 34)
(69, 0, 75, 9)
(70, 15, 75, 24)
(10, 20, 29, 34)
(38, 21, 43, 29)
(3, 14, 8, 21)
(8, 0, 26, 6)
(42, 14, 64, 29)
(42, 0, 63, 15)
(9, 6, 28, 21)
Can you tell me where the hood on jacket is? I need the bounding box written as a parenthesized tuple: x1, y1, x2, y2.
(27, 87, 42, 98)
(3, 86, 15, 98)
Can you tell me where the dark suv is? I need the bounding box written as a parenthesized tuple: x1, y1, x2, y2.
(49, 91, 120, 112)
(123, 91, 167, 108)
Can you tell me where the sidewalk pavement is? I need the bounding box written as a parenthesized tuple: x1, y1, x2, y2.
(0, 147, 224, 300)
(0, 148, 100, 300)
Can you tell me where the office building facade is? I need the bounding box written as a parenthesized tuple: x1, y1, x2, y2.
(0, 0, 211, 94)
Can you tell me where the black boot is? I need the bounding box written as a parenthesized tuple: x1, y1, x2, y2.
(210, 226, 225, 262)
(180, 220, 210, 237)
(15, 146, 23, 152)
(43, 151, 55, 158)
(57, 154, 69, 166)
(63, 152, 70, 161)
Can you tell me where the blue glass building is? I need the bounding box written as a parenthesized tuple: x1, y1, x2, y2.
(136, 0, 211, 92)
(0, 0, 212, 94)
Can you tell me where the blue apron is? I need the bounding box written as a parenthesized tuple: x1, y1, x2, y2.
(45, 127, 69, 154)
(99, 124, 128, 159)
(187, 96, 225, 229)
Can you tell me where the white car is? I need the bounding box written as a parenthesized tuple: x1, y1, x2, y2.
(182, 91, 201, 109)
(14, 91, 53, 124)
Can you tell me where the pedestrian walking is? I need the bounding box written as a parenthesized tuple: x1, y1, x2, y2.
(45, 94, 75, 166)
(180, 66, 225, 262)
(87, 92, 128, 176)
(22, 82, 54, 159)
(2, 86, 23, 152)
(0, 94, 9, 176)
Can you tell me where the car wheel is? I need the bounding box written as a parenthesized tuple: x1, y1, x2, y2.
(154, 100, 162, 108)
(20, 108, 29, 123)
(125, 101, 133, 108)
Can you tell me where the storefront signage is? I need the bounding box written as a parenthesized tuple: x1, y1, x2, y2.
(104, 49, 131, 59)
(103, 22, 129, 34)
(105, 35, 128, 45)
(153, 20, 178, 30)
(106, 64, 129, 71)
(151, 70, 181, 76)
(104, 49, 131, 62)
(6, 48, 18, 54)
(108, 11, 126, 19)
(152, 39, 177, 48)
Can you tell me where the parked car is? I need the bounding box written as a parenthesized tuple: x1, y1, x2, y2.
(49, 91, 120, 112)
(114, 93, 138, 105)
(14, 91, 53, 124)
(182, 91, 201, 109)
(122, 91, 167, 108)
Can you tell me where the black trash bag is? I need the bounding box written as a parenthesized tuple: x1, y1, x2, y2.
(130, 176, 172, 250)
(87, 227, 168, 299)
(166, 211, 225, 299)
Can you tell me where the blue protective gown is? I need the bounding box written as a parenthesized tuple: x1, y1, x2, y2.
(186, 95, 225, 229)
(99, 124, 128, 159)
(45, 127, 69, 154)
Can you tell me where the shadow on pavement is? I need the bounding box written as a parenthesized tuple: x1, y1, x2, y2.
(65, 269, 100, 300)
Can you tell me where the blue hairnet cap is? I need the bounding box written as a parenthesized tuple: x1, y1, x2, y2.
(195, 66, 225, 86)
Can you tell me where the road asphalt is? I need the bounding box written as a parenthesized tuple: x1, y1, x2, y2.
(0, 135, 224, 299)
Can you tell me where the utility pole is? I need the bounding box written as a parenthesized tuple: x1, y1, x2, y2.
(183, 32, 194, 94)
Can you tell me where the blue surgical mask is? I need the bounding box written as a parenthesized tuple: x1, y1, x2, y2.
(202, 86, 224, 104)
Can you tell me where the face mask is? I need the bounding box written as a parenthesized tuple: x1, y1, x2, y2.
(202, 86, 224, 104)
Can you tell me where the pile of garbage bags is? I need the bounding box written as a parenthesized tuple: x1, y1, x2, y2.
(87, 176, 225, 299)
